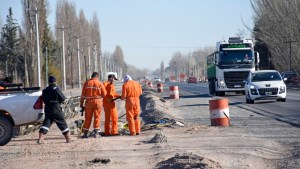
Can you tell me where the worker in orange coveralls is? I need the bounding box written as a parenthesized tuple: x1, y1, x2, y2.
(121, 75, 143, 136)
(80, 72, 107, 138)
(103, 74, 121, 136)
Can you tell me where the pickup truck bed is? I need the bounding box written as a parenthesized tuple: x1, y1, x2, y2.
(0, 84, 44, 146)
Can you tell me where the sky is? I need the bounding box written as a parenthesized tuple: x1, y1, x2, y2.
(0, 0, 254, 71)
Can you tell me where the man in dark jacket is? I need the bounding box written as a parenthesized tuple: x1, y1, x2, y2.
(37, 76, 71, 144)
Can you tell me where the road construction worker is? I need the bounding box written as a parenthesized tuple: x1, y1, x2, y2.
(80, 72, 107, 138)
(37, 76, 71, 144)
(103, 74, 121, 136)
(121, 75, 143, 136)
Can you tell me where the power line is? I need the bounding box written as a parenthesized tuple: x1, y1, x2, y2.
(102, 44, 201, 49)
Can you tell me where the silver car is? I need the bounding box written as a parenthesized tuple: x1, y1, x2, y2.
(244, 70, 287, 104)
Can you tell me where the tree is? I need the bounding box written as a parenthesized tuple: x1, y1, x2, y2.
(251, 0, 300, 73)
(21, 0, 49, 86)
(0, 7, 19, 78)
(42, 21, 62, 86)
(112, 45, 125, 78)
(55, 1, 103, 86)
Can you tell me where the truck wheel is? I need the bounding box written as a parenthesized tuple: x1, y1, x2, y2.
(246, 92, 254, 104)
(208, 80, 213, 95)
(277, 98, 286, 102)
(0, 116, 13, 146)
(210, 80, 216, 95)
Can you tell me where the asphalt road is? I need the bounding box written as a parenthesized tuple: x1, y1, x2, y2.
(161, 81, 300, 127)
(151, 81, 300, 168)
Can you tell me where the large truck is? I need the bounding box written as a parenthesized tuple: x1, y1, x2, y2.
(207, 37, 259, 96)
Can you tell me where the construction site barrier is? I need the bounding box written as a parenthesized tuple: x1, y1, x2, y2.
(209, 98, 230, 126)
(169, 86, 179, 99)
(148, 82, 153, 88)
(157, 83, 163, 93)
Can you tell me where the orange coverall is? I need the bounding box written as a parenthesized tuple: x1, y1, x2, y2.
(80, 78, 107, 132)
(103, 81, 120, 135)
(121, 80, 142, 135)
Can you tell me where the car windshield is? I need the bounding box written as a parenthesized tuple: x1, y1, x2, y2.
(251, 72, 282, 82)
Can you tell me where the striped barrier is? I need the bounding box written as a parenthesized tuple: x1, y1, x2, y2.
(209, 98, 230, 126)
(157, 83, 163, 93)
(169, 86, 179, 99)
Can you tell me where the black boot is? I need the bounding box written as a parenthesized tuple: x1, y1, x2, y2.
(81, 131, 88, 138)
(93, 129, 100, 138)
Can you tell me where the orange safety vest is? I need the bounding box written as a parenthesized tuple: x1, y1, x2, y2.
(103, 81, 120, 103)
(121, 80, 142, 99)
(81, 78, 107, 103)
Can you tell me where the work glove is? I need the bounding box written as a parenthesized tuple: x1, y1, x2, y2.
(80, 107, 85, 116)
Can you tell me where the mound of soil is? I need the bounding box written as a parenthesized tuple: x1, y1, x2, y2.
(140, 89, 180, 124)
(156, 153, 223, 169)
(148, 131, 167, 143)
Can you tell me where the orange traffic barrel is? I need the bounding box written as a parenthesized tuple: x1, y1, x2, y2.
(157, 83, 163, 93)
(209, 98, 230, 126)
(148, 82, 153, 88)
(169, 86, 179, 99)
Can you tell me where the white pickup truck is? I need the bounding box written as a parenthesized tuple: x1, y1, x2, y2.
(0, 83, 44, 146)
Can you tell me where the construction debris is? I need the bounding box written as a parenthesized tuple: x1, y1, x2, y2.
(156, 153, 223, 169)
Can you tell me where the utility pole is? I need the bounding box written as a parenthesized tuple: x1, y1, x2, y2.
(57, 26, 70, 90)
(99, 51, 103, 80)
(76, 36, 81, 88)
(284, 40, 297, 71)
(5, 61, 8, 77)
(104, 57, 107, 79)
(88, 43, 91, 76)
(94, 43, 98, 72)
(35, 6, 41, 87)
(86, 43, 95, 77)
(289, 41, 292, 71)
(84, 55, 87, 81)
(45, 47, 48, 86)
(71, 49, 74, 89)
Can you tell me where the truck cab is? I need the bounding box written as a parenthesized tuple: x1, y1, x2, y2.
(207, 37, 260, 96)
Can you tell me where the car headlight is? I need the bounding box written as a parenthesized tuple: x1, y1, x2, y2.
(219, 79, 225, 87)
(249, 85, 258, 95)
(279, 83, 285, 93)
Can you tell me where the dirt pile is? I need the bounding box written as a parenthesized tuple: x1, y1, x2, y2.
(148, 131, 167, 143)
(156, 153, 223, 169)
(140, 89, 181, 125)
(78, 157, 111, 168)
